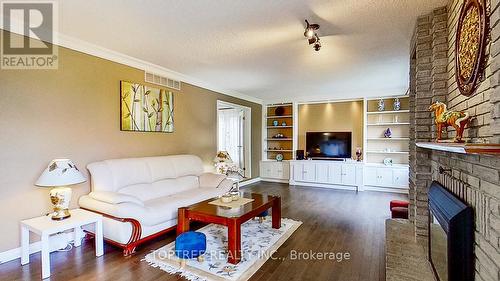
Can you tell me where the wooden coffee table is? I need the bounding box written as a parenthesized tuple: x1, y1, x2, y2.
(177, 192, 281, 264)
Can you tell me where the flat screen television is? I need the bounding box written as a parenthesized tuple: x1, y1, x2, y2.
(306, 132, 352, 159)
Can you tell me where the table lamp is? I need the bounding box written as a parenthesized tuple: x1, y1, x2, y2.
(35, 159, 86, 220)
(213, 151, 233, 174)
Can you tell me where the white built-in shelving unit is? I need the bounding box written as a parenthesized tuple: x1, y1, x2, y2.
(364, 96, 410, 166)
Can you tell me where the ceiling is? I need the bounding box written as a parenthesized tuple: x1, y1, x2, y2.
(54, 0, 447, 102)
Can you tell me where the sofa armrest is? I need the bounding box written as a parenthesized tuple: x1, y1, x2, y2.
(199, 173, 227, 188)
(89, 191, 144, 207)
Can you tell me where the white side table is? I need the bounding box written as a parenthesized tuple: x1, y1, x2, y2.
(20, 208, 103, 279)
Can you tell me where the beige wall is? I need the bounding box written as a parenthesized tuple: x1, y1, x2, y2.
(0, 31, 261, 252)
(298, 101, 364, 156)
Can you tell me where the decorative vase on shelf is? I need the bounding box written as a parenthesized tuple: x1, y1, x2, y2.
(273, 120, 278, 126)
(355, 147, 362, 162)
(393, 98, 401, 111)
(383, 158, 393, 166)
(276, 153, 284, 162)
(377, 99, 385, 111)
(384, 128, 392, 138)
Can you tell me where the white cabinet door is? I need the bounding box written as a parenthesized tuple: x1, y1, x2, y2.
(363, 166, 378, 186)
(342, 165, 356, 185)
(392, 169, 409, 187)
(273, 162, 290, 180)
(377, 168, 393, 187)
(328, 164, 342, 184)
(302, 162, 316, 182)
(260, 162, 273, 178)
(315, 163, 329, 183)
(270, 162, 279, 179)
(292, 163, 304, 182)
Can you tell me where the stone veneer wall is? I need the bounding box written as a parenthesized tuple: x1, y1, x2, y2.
(410, 1, 500, 280)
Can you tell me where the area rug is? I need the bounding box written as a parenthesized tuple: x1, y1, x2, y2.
(144, 217, 302, 281)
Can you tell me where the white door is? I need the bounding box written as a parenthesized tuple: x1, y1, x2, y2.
(377, 168, 393, 187)
(342, 165, 356, 185)
(302, 162, 316, 182)
(315, 163, 329, 183)
(260, 162, 272, 178)
(328, 164, 342, 184)
(363, 166, 378, 186)
(217, 101, 251, 177)
(293, 163, 304, 181)
(393, 169, 409, 187)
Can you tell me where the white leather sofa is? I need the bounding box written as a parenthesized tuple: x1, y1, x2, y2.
(78, 155, 233, 255)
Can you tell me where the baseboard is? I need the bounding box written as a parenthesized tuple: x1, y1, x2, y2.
(0, 228, 84, 264)
(364, 185, 409, 194)
(0, 241, 42, 264)
(240, 177, 261, 187)
(290, 181, 359, 191)
(260, 178, 289, 183)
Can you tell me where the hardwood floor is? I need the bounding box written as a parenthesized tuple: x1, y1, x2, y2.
(0, 182, 406, 281)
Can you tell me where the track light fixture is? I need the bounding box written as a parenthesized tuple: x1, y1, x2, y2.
(304, 19, 321, 51)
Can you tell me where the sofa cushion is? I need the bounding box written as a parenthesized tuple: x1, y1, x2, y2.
(89, 191, 144, 206)
(80, 181, 232, 227)
(118, 176, 199, 202)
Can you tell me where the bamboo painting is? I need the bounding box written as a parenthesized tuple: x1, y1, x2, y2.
(120, 81, 174, 132)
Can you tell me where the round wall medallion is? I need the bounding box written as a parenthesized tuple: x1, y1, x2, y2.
(455, 0, 489, 96)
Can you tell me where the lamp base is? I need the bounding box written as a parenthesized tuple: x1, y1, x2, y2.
(51, 209, 71, 220)
(49, 186, 72, 220)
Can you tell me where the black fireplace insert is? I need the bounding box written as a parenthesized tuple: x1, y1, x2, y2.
(428, 181, 473, 281)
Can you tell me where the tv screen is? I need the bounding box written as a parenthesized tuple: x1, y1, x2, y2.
(306, 132, 352, 159)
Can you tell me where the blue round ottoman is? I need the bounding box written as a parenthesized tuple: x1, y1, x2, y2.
(175, 231, 206, 266)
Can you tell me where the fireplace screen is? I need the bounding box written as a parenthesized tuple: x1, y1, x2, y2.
(430, 212, 448, 281)
(428, 180, 473, 281)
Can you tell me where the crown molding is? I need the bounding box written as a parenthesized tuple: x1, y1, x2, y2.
(1, 25, 263, 105)
(262, 88, 407, 104)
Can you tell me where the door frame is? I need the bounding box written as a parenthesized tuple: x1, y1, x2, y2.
(216, 100, 252, 178)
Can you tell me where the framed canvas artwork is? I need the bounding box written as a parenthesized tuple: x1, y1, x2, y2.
(120, 81, 174, 132)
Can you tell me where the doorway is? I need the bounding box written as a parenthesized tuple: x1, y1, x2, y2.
(216, 100, 251, 178)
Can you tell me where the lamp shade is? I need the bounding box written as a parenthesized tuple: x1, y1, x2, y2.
(35, 159, 86, 187)
(213, 151, 233, 163)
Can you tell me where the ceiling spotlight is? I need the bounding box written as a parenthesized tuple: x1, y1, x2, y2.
(304, 20, 319, 39)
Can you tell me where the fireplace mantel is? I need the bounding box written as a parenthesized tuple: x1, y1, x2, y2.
(416, 142, 500, 155)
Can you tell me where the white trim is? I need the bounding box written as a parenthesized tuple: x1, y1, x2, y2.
(290, 182, 359, 191)
(216, 100, 252, 178)
(295, 98, 364, 105)
(0, 23, 263, 105)
(0, 230, 82, 264)
(263, 88, 406, 105)
(0, 241, 41, 264)
(260, 178, 289, 184)
(240, 177, 261, 187)
(363, 185, 409, 194)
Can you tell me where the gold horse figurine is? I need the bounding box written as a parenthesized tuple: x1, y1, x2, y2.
(429, 101, 470, 143)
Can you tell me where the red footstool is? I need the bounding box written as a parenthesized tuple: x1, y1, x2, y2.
(390, 200, 409, 210)
(390, 200, 409, 219)
(391, 207, 409, 219)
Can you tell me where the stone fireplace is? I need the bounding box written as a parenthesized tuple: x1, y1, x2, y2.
(409, 0, 500, 280)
